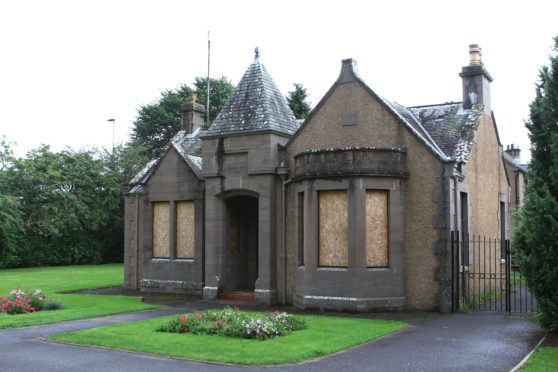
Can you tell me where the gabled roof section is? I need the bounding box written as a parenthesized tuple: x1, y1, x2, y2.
(128, 129, 203, 193)
(202, 51, 299, 137)
(290, 58, 485, 164)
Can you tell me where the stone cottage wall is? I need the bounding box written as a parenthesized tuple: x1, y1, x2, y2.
(127, 147, 205, 294)
(285, 80, 446, 310)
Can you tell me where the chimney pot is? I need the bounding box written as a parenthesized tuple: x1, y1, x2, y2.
(469, 44, 482, 65)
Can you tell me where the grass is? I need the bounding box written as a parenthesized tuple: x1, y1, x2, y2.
(51, 312, 407, 365)
(0, 264, 158, 329)
(522, 346, 558, 371)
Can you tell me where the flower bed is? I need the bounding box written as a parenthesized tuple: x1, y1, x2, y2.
(0, 289, 45, 315)
(157, 306, 307, 340)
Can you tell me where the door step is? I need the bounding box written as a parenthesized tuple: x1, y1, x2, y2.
(218, 291, 255, 302)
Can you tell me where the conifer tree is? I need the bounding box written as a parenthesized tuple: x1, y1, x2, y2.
(287, 84, 311, 120)
(514, 36, 558, 330)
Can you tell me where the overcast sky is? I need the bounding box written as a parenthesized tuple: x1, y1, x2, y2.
(1, 0, 557, 162)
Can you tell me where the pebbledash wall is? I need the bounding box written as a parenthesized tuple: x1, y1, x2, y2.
(124, 45, 512, 312)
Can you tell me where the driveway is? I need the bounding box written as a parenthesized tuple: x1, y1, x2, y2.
(0, 299, 544, 371)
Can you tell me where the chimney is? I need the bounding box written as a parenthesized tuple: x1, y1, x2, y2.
(505, 144, 521, 160)
(459, 44, 493, 113)
(179, 94, 205, 134)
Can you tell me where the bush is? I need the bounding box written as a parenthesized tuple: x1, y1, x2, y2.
(42, 300, 65, 311)
(0, 289, 45, 315)
(157, 306, 307, 341)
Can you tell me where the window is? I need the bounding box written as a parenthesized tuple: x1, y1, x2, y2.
(318, 190, 348, 267)
(176, 201, 195, 258)
(365, 190, 389, 267)
(297, 192, 304, 266)
(152, 202, 170, 258)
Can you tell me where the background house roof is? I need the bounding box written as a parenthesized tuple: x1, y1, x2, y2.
(202, 52, 299, 137)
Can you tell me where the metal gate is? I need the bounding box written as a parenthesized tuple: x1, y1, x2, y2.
(451, 231, 538, 313)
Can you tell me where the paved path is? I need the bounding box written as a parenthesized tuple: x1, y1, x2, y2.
(0, 300, 544, 371)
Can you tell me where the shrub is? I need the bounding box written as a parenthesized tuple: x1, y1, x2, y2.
(157, 306, 307, 341)
(43, 300, 65, 311)
(0, 289, 45, 315)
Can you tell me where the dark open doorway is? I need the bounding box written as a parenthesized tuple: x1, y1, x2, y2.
(223, 195, 258, 292)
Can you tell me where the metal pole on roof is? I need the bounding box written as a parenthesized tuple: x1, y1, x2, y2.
(206, 31, 211, 127)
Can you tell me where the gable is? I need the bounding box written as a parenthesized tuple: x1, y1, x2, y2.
(144, 147, 201, 199)
(287, 73, 441, 169)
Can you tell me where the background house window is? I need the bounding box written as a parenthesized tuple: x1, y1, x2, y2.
(152, 201, 170, 258)
(365, 190, 389, 267)
(318, 190, 348, 267)
(176, 201, 195, 259)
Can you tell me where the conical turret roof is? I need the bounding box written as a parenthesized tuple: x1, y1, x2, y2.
(203, 50, 298, 137)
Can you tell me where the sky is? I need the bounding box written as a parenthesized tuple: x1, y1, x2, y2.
(1, 0, 557, 163)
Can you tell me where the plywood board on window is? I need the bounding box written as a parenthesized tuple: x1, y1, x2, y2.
(176, 201, 195, 258)
(152, 202, 170, 258)
(319, 190, 348, 267)
(366, 190, 388, 267)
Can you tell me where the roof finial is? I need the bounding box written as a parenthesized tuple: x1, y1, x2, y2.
(255, 46, 260, 59)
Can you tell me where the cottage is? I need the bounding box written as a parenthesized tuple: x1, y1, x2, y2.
(124, 45, 513, 312)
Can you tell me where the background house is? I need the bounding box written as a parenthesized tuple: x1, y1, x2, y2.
(124, 45, 512, 312)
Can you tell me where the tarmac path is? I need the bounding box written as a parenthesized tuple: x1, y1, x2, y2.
(0, 298, 544, 371)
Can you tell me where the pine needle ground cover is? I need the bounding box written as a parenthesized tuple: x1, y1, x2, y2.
(51, 310, 406, 365)
(0, 264, 158, 329)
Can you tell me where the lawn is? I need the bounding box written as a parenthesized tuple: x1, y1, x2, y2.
(522, 346, 558, 371)
(51, 312, 407, 365)
(0, 264, 158, 329)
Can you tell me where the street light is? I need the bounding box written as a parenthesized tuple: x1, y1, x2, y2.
(107, 118, 115, 154)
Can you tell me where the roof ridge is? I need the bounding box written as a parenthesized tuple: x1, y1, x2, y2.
(407, 102, 462, 109)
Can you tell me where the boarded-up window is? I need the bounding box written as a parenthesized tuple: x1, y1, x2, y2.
(176, 201, 195, 259)
(366, 190, 388, 267)
(319, 190, 348, 267)
(152, 202, 170, 258)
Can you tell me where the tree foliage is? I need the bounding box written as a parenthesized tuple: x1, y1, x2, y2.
(0, 146, 124, 267)
(131, 76, 234, 158)
(513, 36, 558, 330)
(287, 84, 311, 120)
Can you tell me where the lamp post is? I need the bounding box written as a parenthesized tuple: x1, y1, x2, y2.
(107, 118, 115, 154)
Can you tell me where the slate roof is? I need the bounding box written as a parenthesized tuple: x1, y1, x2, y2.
(202, 56, 299, 137)
(407, 103, 482, 162)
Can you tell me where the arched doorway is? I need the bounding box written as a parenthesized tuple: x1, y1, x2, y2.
(223, 195, 258, 292)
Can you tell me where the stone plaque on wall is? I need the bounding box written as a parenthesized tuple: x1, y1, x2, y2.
(319, 190, 348, 267)
(152, 202, 170, 258)
(366, 190, 389, 267)
(176, 201, 195, 258)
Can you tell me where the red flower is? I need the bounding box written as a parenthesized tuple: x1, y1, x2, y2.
(213, 321, 219, 327)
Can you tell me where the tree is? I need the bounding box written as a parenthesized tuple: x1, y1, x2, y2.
(287, 84, 311, 120)
(0, 137, 24, 268)
(131, 76, 234, 158)
(513, 36, 558, 330)
(6, 146, 123, 266)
